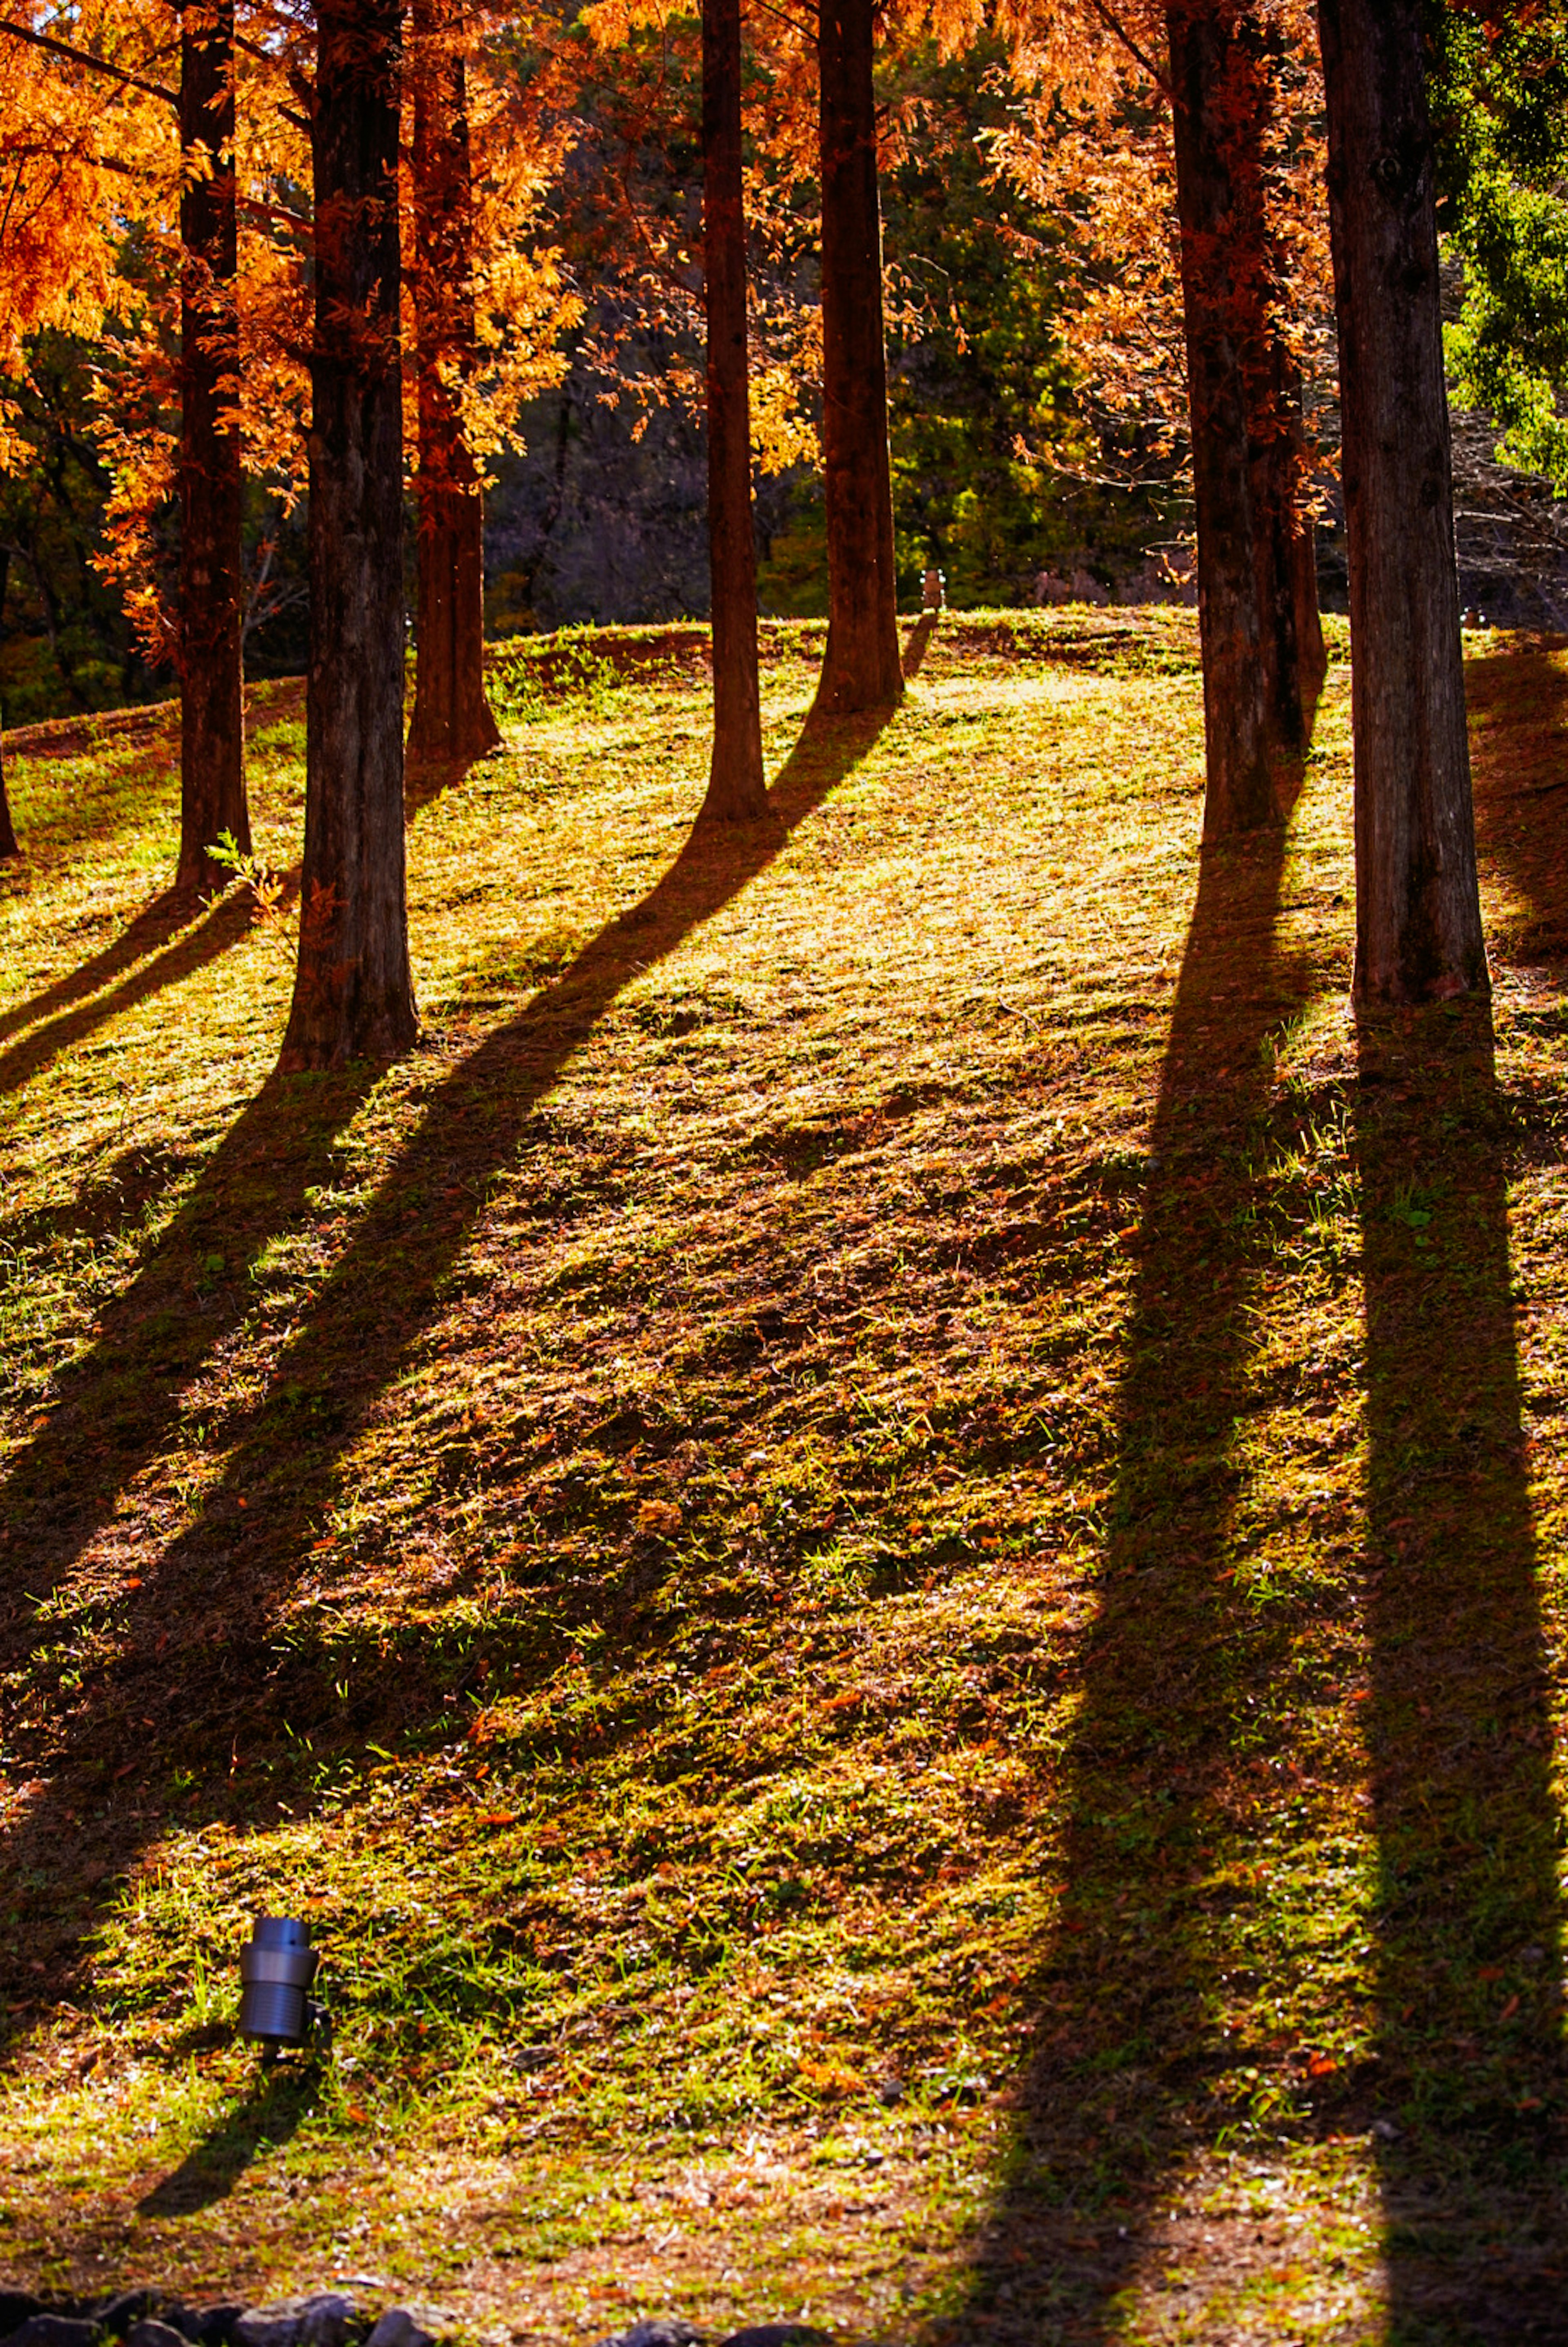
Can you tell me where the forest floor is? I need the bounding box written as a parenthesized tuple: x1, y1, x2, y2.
(0, 608, 1566, 2346)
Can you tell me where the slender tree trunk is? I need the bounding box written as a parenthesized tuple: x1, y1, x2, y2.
(812, 0, 902, 718)
(406, 0, 501, 772)
(280, 0, 417, 1070)
(699, 0, 767, 817)
(176, 0, 248, 897)
(1317, 0, 1486, 1002)
(0, 548, 16, 859)
(0, 740, 16, 863)
(1166, 0, 1274, 836)
(1252, 346, 1325, 750)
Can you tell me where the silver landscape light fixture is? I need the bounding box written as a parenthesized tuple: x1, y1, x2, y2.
(239, 1916, 327, 2061)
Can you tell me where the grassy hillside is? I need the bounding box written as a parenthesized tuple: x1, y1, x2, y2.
(0, 611, 1565, 2345)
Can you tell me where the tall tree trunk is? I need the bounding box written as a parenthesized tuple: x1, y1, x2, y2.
(280, 0, 417, 1070)
(0, 548, 16, 859)
(405, 0, 501, 772)
(1166, 0, 1274, 836)
(811, 0, 902, 719)
(0, 741, 16, 863)
(1252, 346, 1325, 752)
(699, 0, 767, 817)
(1317, 0, 1486, 1002)
(176, 0, 248, 898)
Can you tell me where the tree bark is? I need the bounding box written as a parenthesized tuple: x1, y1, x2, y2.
(280, 0, 417, 1070)
(406, 0, 501, 772)
(1166, 0, 1274, 836)
(0, 549, 16, 859)
(699, 0, 767, 817)
(1317, 0, 1486, 1002)
(0, 738, 17, 863)
(1252, 344, 1325, 752)
(176, 0, 249, 898)
(811, 0, 902, 719)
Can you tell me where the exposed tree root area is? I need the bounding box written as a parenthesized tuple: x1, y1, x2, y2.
(0, 614, 1565, 2345)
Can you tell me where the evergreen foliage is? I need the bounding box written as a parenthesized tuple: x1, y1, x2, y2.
(1434, 0, 1568, 488)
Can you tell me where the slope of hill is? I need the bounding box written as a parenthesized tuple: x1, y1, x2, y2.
(0, 611, 1564, 2345)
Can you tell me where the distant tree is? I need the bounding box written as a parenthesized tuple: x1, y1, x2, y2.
(812, 0, 903, 716)
(176, 0, 249, 896)
(406, 0, 503, 772)
(699, 0, 767, 814)
(993, 0, 1329, 831)
(280, 0, 418, 1069)
(1317, 0, 1486, 1002)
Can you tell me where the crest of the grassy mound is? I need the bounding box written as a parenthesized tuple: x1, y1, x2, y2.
(0, 616, 1565, 2343)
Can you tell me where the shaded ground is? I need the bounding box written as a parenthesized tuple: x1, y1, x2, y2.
(0, 615, 1564, 2344)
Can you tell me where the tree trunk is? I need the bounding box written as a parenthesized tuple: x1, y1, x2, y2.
(1166, 0, 1274, 836)
(405, 0, 501, 772)
(1252, 345, 1325, 751)
(699, 0, 767, 817)
(1318, 0, 1487, 1002)
(811, 0, 902, 718)
(280, 0, 417, 1070)
(176, 0, 248, 898)
(0, 738, 17, 863)
(0, 549, 16, 859)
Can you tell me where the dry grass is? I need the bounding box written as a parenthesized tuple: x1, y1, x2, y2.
(0, 611, 1564, 2346)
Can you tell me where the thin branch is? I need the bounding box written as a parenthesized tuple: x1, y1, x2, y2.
(0, 14, 177, 107)
(744, 0, 816, 45)
(1082, 0, 1170, 98)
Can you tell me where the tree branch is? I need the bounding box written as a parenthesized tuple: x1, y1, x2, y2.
(0, 14, 177, 108)
(1082, 0, 1170, 99)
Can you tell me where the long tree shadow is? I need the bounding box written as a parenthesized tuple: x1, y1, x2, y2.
(1351, 634, 1568, 2333)
(0, 888, 230, 1054)
(0, 710, 891, 2055)
(1356, 1003, 1564, 2339)
(936, 795, 1321, 2340)
(0, 880, 294, 1105)
(1465, 636, 1568, 966)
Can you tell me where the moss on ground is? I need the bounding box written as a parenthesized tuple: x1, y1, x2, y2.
(0, 612, 1564, 2344)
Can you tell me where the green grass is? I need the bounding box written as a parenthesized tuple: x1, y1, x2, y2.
(0, 611, 1565, 2344)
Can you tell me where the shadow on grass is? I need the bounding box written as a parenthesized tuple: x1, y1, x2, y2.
(902, 613, 939, 680)
(0, 881, 292, 1104)
(1465, 636, 1568, 966)
(137, 2059, 317, 2217)
(1347, 638, 1567, 2329)
(0, 709, 893, 2057)
(930, 795, 1321, 2340)
(1356, 1004, 1563, 2336)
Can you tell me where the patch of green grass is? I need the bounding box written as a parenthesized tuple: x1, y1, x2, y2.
(0, 616, 1564, 2344)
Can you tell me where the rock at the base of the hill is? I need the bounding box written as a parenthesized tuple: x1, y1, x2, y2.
(365, 2314, 433, 2347)
(718, 2330, 834, 2347)
(2, 2320, 102, 2347)
(592, 2325, 702, 2347)
(0, 2302, 42, 2341)
(234, 2298, 355, 2347)
(128, 2321, 193, 2347)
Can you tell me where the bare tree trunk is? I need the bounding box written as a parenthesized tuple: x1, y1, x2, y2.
(280, 0, 417, 1070)
(0, 738, 17, 863)
(175, 0, 248, 898)
(1317, 0, 1486, 1002)
(699, 0, 767, 817)
(811, 0, 902, 719)
(1166, 0, 1274, 837)
(406, 0, 501, 772)
(1253, 346, 1325, 751)
(0, 549, 16, 859)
